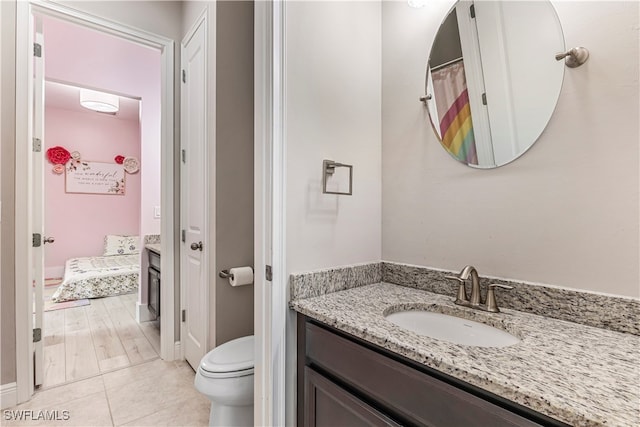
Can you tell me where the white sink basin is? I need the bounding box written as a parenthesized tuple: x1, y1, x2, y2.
(385, 310, 520, 348)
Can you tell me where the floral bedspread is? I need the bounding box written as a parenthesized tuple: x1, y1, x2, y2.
(51, 255, 140, 302)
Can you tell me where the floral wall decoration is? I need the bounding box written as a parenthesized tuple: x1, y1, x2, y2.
(47, 145, 140, 175)
(46, 145, 139, 195)
(46, 146, 71, 174)
(115, 154, 140, 174)
(123, 157, 140, 174)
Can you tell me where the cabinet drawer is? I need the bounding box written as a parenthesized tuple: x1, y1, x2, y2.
(148, 250, 161, 270)
(305, 367, 401, 427)
(305, 322, 542, 427)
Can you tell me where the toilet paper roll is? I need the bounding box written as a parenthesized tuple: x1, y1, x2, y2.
(229, 266, 254, 287)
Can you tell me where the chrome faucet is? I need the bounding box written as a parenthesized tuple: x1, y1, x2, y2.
(445, 266, 513, 313)
(460, 265, 482, 306)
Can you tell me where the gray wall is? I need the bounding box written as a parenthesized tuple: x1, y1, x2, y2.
(283, 2, 383, 425)
(381, 1, 639, 297)
(429, 8, 462, 67)
(215, 0, 254, 345)
(1, 0, 17, 386)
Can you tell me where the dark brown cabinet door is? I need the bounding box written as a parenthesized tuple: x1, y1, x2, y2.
(304, 367, 401, 427)
(148, 267, 160, 318)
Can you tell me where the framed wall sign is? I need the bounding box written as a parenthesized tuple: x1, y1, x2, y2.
(65, 161, 126, 195)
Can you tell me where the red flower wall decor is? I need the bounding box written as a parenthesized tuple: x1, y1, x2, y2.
(46, 146, 71, 165)
(114, 155, 125, 164)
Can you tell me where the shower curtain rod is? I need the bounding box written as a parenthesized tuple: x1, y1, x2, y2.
(430, 57, 464, 72)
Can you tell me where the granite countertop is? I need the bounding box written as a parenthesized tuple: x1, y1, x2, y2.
(145, 243, 161, 254)
(290, 282, 640, 427)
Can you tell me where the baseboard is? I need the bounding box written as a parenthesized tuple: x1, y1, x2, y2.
(45, 266, 64, 279)
(1, 382, 17, 410)
(136, 302, 155, 323)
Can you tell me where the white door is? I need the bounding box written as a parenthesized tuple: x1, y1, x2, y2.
(473, 0, 563, 165)
(455, 1, 495, 166)
(33, 25, 46, 387)
(181, 18, 208, 370)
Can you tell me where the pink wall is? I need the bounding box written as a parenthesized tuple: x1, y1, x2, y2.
(44, 107, 141, 278)
(43, 16, 161, 238)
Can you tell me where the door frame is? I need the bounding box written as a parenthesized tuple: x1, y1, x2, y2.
(254, 1, 287, 425)
(14, 0, 176, 404)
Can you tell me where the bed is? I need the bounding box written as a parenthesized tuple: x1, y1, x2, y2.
(51, 235, 140, 303)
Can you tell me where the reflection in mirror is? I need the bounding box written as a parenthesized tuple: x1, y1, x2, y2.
(425, 1, 565, 168)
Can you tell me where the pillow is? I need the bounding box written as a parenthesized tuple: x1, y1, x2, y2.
(103, 235, 140, 256)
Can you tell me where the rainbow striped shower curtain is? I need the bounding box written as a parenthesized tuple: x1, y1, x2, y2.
(432, 62, 478, 165)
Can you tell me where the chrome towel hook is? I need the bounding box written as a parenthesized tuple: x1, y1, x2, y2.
(555, 47, 589, 68)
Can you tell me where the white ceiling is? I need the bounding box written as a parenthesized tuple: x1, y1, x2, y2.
(45, 80, 140, 121)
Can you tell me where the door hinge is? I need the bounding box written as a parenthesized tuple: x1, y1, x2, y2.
(265, 265, 273, 282)
(33, 138, 42, 152)
(34, 43, 42, 58)
(182, 309, 186, 322)
(482, 92, 487, 105)
(32, 233, 42, 248)
(181, 229, 186, 243)
(33, 328, 42, 343)
(181, 149, 186, 163)
(182, 70, 186, 83)
(470, 4, 476, 18)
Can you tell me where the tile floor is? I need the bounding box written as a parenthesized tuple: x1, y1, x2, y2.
(5, 358, 210, 426)
(9, 288, 210, 426)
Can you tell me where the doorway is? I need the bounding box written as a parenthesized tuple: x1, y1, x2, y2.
(40, 77, 160, 388)
(14, 1, 176, 403)
(36, 11, 161, 389)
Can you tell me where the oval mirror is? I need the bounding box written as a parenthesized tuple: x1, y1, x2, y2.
(425, 1, 565, 168)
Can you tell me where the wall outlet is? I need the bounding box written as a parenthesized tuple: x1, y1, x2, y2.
(154, 206, 161, 219)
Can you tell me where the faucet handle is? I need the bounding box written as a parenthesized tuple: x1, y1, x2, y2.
(486, 284, 513, 313)
(445, 275, 468, 304)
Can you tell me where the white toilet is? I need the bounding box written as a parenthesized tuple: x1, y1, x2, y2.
(194, 335, 254, 427)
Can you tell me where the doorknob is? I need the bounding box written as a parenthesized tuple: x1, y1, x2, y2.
(190, 241, 203, 251)
(43, 237, 55, 244)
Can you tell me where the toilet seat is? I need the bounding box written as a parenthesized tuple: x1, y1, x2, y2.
(198, 366, 254, 379)
(199, 335, 254, 378)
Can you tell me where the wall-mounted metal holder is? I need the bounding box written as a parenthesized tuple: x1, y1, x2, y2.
(219, 269, 234, 280)
(322, 160, 353, 195)
(555, 47, 589, 68)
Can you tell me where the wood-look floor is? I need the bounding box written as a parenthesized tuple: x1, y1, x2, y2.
(42, 292, 161, 389)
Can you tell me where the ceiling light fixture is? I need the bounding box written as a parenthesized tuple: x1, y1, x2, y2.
(79, 89, 119, 113)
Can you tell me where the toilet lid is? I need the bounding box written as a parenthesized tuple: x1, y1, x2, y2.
(200, 335, 254, 373)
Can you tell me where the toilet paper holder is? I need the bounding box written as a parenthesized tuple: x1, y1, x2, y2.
(219, 269, 234, 280)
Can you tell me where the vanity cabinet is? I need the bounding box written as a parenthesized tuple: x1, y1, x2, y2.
(148, 249, 161, 319)
(297, 314, 568, 427)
